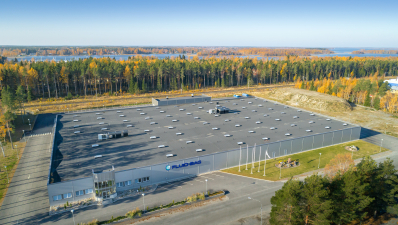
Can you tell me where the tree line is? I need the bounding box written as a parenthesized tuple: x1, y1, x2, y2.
(294, 74, 398, 113)
(0, 55, 397, 101)
(270, 156, 398, 224)
(352, 50, 398, 55)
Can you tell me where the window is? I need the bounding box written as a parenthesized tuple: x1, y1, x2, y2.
(146, 177, 149, 181)
(116, 182, 124, 188)
(63, 193, 72, 199)
(125, 181, 131, 186)
(85, 188, 93, 194)
(53, 195, 62, 201)
(76, 190, 84, 196)
(135, 177, 150, 183)
(143, 177, 147, 182)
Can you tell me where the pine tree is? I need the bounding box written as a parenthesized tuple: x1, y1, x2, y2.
(270, 179, 303, 225)
(309, 81, 315, 91)
(129, 77, 135, 94)
(27, 86, 33, 101)
(373, 96, 380, 110)
(300, 81, 305, 89)
(141, 78, 147, 93)
(301, 175, 332, 225)
(378, 82, 388, 96)
(329, 168, 373, 224)
(364, 92, 371, 107)
(15, 85, 26, 114)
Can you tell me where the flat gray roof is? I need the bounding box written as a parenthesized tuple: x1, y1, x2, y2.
(52, 97, 354, 182)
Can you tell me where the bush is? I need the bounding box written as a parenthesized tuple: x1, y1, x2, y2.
(125, 207, 142, 219)
(79, 219, 99, 225)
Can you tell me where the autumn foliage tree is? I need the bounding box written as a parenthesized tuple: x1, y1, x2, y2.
(324, 153, 355, 179)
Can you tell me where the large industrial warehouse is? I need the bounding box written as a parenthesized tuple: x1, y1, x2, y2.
(47, 94, 361, 207)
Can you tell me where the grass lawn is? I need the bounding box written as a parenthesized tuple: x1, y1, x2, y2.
(0, 114, 36, 208)
(222, 140, 389, 181)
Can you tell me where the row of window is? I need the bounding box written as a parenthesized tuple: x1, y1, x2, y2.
(53, 192, 72, 201)
(76, 188, 93, 196)
(116, 180, 132, 187)
(116, 176, 150, 188)
(53, 189, 93, 201)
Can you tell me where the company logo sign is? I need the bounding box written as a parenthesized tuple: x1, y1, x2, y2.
(166, 160, 202, 170)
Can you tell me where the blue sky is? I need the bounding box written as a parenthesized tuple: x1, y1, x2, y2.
(0, 0, 397, 47)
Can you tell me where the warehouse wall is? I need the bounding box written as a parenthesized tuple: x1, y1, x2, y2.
(47, 126, 361, 207)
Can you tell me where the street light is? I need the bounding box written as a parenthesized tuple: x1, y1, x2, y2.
(4, 166, 9, 183)
(15, 145, 19, 160)
(380, 139, 383, 152)
(71, 209, 75, 225)
(205, 179, 208, 196)
(142, 193, 146, 212)
(29, 124, 31, 131)
(22, 130, 25, 141)
(248, 197, 262, 225)
(318, 153, 322, 169)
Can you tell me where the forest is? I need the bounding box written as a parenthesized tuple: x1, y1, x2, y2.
(0, 46, 333, 57)
(0, 55, 397, 101)
(352, 49, 398, 55)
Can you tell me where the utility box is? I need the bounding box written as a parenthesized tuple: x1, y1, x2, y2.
(122, 130, 128, 137)
(209, 109, 215, 114)
(98, 134, 108, 140)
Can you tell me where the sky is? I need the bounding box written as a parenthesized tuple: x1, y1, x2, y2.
(0, 0, 397, 47)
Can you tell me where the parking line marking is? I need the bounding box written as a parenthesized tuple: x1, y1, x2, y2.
(200, 176, 214, 180)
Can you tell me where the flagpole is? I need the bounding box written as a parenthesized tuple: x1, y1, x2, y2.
(258, 146, 261, 172)
(251, 146, 254, 174)
(246, 144, 248, 170)
(239, 146, 241, 172)
(264, 145, 269, 176)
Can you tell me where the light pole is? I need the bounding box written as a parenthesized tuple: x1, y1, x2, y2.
(380, 139, 383, 152)
(71, 209, 75, 225)
(22, 130, 25, 141)
(248, 197, 262, 225)
(4, 166, 9, 183)
(205, 179, 208, 196)
(15, 145, 19, 160)
(142, 193, 146, 212)
(318, 153, 322, 169)
(29, 123, 32, 131)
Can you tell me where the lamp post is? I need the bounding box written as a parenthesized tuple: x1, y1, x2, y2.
(29, 123, 31, 131)
(142, 193, 146, 212)
(15, 145, 19, 159)
(380, 139, 383, 152)
(22, 130, 25, 141)
(4, 166, 9, 183)
(205, 179, 208, 196)
(248, 197, 262, 225)
(71, 209, 75, 225)
(318, 153, 322, 169)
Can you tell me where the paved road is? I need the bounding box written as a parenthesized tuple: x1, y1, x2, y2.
(31, 114, 56, 135)
(0, 135, 52, 225)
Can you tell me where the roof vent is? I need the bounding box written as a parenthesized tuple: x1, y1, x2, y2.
(150, 136, 157, 139)
(156, 107, 160, 109)
(224, 134, 231, 137)
(137, 109, 141, 111)
(73, 119, 79, 122)
(343, 123, 348, 126)
(166, 154, 174, 157)
(245, 117, 250, 119)
(215, 115, 219, 117)
(187, 113, 192, 115)
(96, 117, 102, 120)
(297, 110, 302, 112)
(166, 115, 172, 117)
(158, 145, 166, 148)
(160, 111, 165, 113)
(94, 155, 102, 159)
(119, 115, 125, 117)
(74, 131, 81, 134)
(179, 109, 185, 111)
(198, 107, 203, 109)
(168, 126, 174, 129)
(275, 119, 281, 121)
(144, 130, 150, 132)
(123, 120, 129, 122)
(225, 119, 230, 122)
(248, 131, 255, 133)
(186, 141, 193, 144)
(310, 113, 315, 116)
(285, 133, 291, 136)
(176, 132, 182, 135)
(99, 122, 104, 125)
(74, 125, 79, 128)
(212, 127, 219, 130)
(145, 117, 150, 120)
(172, 119, 178, 122)
(242, 107, 246, 109)
(256, 121, 261, 124)
(101, 128, 108, 130)
(309, 121, 314, 124)
(117, 111, 122, 113)
(293, 116, 298, 119)
(325, 126, 331, 129)
(150, 122, 156, 125)
(235, 124, 241, 127)
(140, 113, 146, 115)
(96, 113, 101, 115)
(92, 144, 99, 147)
(194, 117, 199, 119)
(196, 149, 204, 152)
(306, 130, 312, 132)
(258, 104, 263, 107)
(270, 127, 276, 130)
(326, 119, 331, 121)
(127, 125, 133, 127)
(237, 142, 244, 145)
(262, 137, 269, 140)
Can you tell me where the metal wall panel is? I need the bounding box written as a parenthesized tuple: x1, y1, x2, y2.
(199, 155, 213, 173)
(268, 142, 280, 158)
(333, 130, 343, 144)
(291, 138, 303, 153)
(227, 149, 240, 168)
(302, 136, 314, 151)
(280, 140, 292, 155)
(177, 99, 185, 105)
(342, 129, 352, 142)
(48, 177, 94, 206)
(183, 157, 200, 176)
(150, 163, 169, 184)
(214, 152, 227, 170)
(115, 170, 133, 191)
(313, 134, 324, 149)
(351, 127, 361, 140)
(323, 132, 334, 147)
(167, 160, 185, 180)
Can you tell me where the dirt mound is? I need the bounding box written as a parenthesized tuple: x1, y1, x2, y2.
(256, 88, 352, 112)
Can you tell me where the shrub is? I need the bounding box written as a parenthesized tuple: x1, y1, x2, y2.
(78, 219, 99, 225)
(125, 207, 142, 219)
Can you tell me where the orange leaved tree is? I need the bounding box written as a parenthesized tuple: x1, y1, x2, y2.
(324, 153, 354, 179)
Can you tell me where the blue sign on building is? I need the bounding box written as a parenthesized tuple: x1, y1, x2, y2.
(166, 160, 201, 170)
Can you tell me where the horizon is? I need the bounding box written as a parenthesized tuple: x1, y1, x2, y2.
(1, 0, 397, 47)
